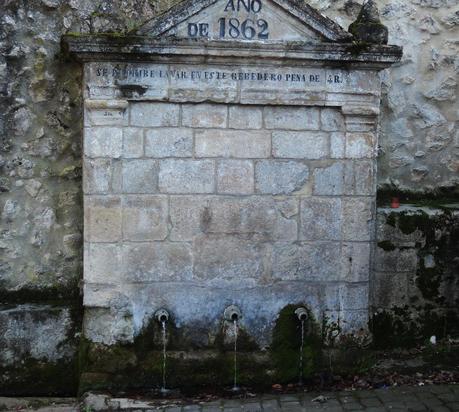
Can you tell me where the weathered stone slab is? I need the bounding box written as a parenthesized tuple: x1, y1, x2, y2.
(169, 196, 298, 242)
(145, 128, 193, 158)
(217, 160, 254, 194)
(84, 127, 123, 159)
(313, 162, 353, 196)
(330, 132, 345, 159)
(342, 198, 374, 241)
(0, 305, 75, 366)
(84, 243, 122, 284)
(83, 158, 113, 194)
(122, 195, 168, 241)
(122, 159, 158, 193)
(182, 103, 227, 128)
(193, 235, 271, 286)
(321, 108, 345, 131)
(255, 160, 309, 195)
(265, 107, 320, 130)
(86, 106, 128, 127)
(342, 242, 371, 282)
(372, 272, 409, 308)
(300, 197, 342, 241)
(130, 102, 180, 127)
(272, 242, 342, 281)
(345, 132, 376, 158)
(84, 196, 122, 243)
(123, 128, 144, 158)
(272, 131, 328, 159)
(122, 242, 193, 282)
(374, 247, 418, 273)
(159, 159, 215, 193)
(195, 129, 270, 158)
(229, 106, 263, 129)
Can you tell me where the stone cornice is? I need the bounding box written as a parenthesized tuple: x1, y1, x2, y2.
(62, 35, 402, 70)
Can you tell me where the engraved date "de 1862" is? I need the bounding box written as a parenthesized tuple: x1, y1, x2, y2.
(188, 0, 269, 40)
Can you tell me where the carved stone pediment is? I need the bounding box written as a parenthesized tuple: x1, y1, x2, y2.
(137, 0, 353, 43)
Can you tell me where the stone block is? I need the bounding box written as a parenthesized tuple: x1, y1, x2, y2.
(122, 242, 192, 282)
(122, 195, 168, 241)
(130, 102, 180, 127)
(372, 272, 409, 308)
(374, 247, 418, 272)
(195, 130, 270, 158)
(217, 160, 254, 194)
(84, 243, 122, 284)
(84, 196, 122, 242)
(264, 106, 320, 130)
(122, 159, 158, 193)
(342, 198, 374, 241)
(313, 162, 353, 196)
(324, 309, 369, 333)
(83, 158, 112, 194)
(255, 160, 309, 195)
(208, 197, 298, 241)
(339, 284, 369, 310)
(86, 107, 128, 127)
(346, 133, 376, 158)
(272, 242, 343, 281)
(345, 116, 377, 132)
(145, 128, 193, 158)
(0, 305, 75, 366)
(83, 306, 134, 346)
(300, 197, 342, 241)
(84, 127, 122, 158)
(159, 159, 215, 193)
(123, 128, 143, 158)
(330, 132, 345, 159)
(272, 131, 328, 159)
(169, 196, 209, 241)
(169, 196, 298, 242)
(193, 235, 271, 286)
(182, 103, 227, 128)
(321, 108, 345, 131)
(354, 160, 375, 195)
(228, 105, 262, 129)
(342, 242, 371, 282)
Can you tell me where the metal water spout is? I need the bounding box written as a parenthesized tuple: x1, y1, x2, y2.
(155, 308, 169, 324)
(224, 305, 242, 322)
(295, 307, 308, 322)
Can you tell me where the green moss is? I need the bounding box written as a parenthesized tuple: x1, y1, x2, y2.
(370, 309, 416, 349)
(397, 211, 431, 235)
(271, 305, 321, 383)
(386, 212, 397, 228)
(0, 358, 78, 397)
(377, 241, 396, 251)
(345, 40, 371, 56)
(0, 283, 80, 304)
(377, 185, 459, 207)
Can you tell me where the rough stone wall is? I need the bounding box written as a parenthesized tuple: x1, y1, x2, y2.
(373, 205, 459, 347)
(0, 0, 458, 395)
(309, 0, 459, 193)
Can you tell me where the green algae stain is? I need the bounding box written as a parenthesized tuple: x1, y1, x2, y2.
(271, 305, 321, 383)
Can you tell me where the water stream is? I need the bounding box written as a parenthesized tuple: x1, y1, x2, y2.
(299, 319, 305, 385)
(161, 320, 168, 393)
(232, 319, 239, 391)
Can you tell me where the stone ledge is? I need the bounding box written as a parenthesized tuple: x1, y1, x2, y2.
(62, 36, 402, 69)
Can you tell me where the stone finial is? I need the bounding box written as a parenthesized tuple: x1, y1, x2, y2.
(349, 0, 389, 45)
